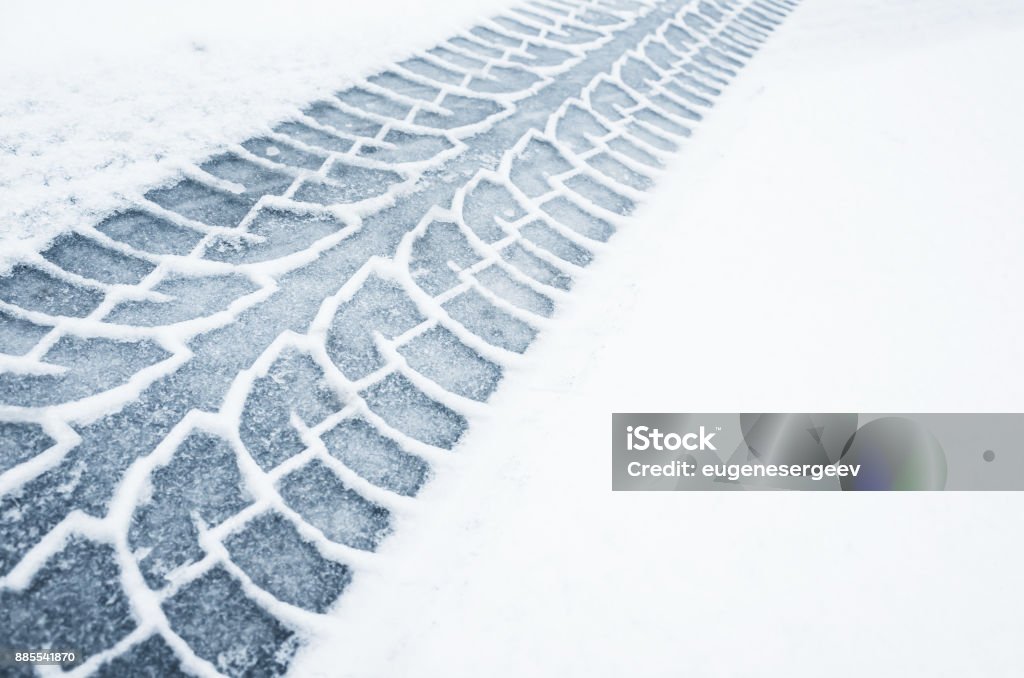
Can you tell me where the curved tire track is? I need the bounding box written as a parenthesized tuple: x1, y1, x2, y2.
(0, 0, 798, 675)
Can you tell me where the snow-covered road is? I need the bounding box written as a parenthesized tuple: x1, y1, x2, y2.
(292, 0, 1024, 675)
(1, 0, 813, 675)
(1, 0, 1022, 675)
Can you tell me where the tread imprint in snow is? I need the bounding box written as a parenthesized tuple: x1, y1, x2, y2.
(40, 233, 156, 286)
(106, 272, 259, 327)
(0, 0, 797, 673)
(278, 458, 394, 550)
(95, 636, 190, 678)
(361, 372, 468, 449)
(223, 511, 352, 612)
(320, 418, 429, 496)
(325, 275, 426, 380)
(399, 325, 503, 401)
(145, 178, 254, 229)
(0, 264, 105, 318)
(0, 335, 172, 407)
(0, 309, 52, 356)
(162, 566, 297, 677)
(442, 287, 538, 353)
(240, 349, 344, 471)
(410, 220, 483, 295)
(0, 539, 136, 664)
(95, 209, 204, 256)
(129, 431, 251, 588)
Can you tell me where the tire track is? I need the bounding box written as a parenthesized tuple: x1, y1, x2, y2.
(0, 0, 798, 675)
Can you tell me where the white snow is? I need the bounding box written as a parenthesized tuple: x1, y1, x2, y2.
(290, 0, 1024, 676)
(5, 0, 1023, 672)
(0, 0, 513, 272)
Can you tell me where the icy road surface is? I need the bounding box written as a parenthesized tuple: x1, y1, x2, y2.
(0, 0, 798, 675)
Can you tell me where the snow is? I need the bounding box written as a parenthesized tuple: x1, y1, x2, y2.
(289, 0, 1024, 675)
(2, 0, 1022, 673)
(0, 0, 513, 272)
